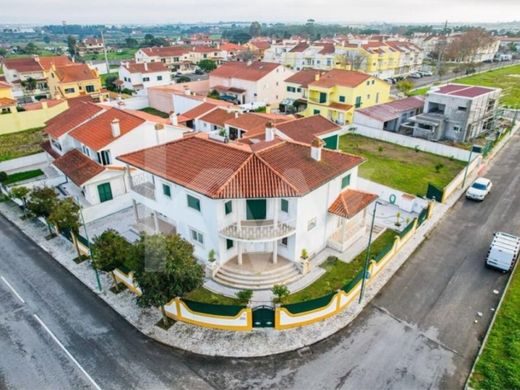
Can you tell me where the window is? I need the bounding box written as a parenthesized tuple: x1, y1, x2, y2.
(287, 86, 296, 92)
(157, 75, 163, 81)
(339, 96, 345, 103)
(313, 109, 321, 115)
(367, 94, 371, 100)
(226, 239, 234, 250)
(355, 96, 362, 108)
(281, 198, 289, 213)
(143, 77, 150, 82)
(190, 228, 204, 245)
(224, 200, 232, 215)
(458, 106, 467, 112)
(319, 92, 327, 103)
(187, 194, 201, 211)
(97, 150, 112, 165)
(97, 183, 113, 203)
(281, 237, 288, 247)
(162, 183, 171, 197)
(246, 199, 266, 220)
(372, 80, 375, 85)
(307, 217, 317, 231)
(64, 87, 75, 94)
(297, 87, 302, 93)
(81, 144, 90, 157)
(86, 85, 95, 93)
(341, 174, 351, 189)
(453, 125, 461, 132)
(366, 81, 370, 86)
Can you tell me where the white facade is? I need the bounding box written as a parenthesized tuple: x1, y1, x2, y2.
(118, 65, 172, 93)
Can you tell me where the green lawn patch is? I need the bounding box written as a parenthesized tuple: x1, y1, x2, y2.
(139, 107, 170, 119)
(285, 229, 397, 304)
(0, 127, 45, 162)
(340, 134, 466, 196)
(407, 87, 429, 96)
(3, 169, 44, 185)
(470, 265, 520, 390)
(82, 48, 138, 62)
(453, 64, 520, 107)
(184, 287, 243, 305)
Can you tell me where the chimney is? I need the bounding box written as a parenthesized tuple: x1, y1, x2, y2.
(234, 111, 239, 118)
(265, 122, 276, 142)
(265, 104, 271, 114)
(310, 138, 324, 161)
(144, 62, 148, 71)
(111, 119, 121, 138)
(314, 73, 320, 81)
(184, 88, 191, 95)
(170, 111, 178, 126)
(155, 123, 165, 144)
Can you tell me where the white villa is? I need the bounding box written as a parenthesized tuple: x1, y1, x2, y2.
(118, 61, 172, 93)
(118, 130, 377, 288)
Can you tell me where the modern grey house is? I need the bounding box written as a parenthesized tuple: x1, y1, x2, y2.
(408, 84, 501, 143)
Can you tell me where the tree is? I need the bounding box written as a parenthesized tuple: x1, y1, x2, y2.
(249, 21, 262, 37)
(10, 186, 30, 217)
(91, 229, 132, 289)
(237, 49, 255, 62)
(197, 59, 217, 73)
(132, 234, 204, 326)
(339, 51, 367, 71)
(444, 29, 495, 62)
(43, 35, 51, 44)
(207, 89, 220, 99)
(0, 171, 7, 183)
(125, 37, 139, 48)
(48, 197, 81, 256)
(272, 284, 290, 303)
(24, 42, 38, 55)
(236, 289, 253, 304)
(21, 77, 37, 91)
(176, 76, 191, 83)
(26, 187, 58, 236)
(67, 35, 77, 58)
(396, 80, 414, 95)
(104, 74, 119, 91)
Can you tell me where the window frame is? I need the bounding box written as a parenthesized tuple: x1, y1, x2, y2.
(162, 183, 171, 198)
(341, 174, 351, 189)
(224, 200, 233, 215)
(281, 198, 289, 213)
(187, 194, 201, 212)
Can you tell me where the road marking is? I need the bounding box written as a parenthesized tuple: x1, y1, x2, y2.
(33, 314, 102, 390)
(1, 275, 26, 304)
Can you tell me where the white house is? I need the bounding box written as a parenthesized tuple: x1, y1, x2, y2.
(118, 131, 376, 289)
(118, 61, 172, 93)
(209, 61, 294, 105)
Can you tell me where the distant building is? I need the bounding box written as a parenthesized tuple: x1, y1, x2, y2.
(77, 37, 105, 56)
(118, 61, 171, 93)
(46, 63, 103, 99)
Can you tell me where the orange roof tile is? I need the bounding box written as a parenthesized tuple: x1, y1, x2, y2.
(122, 61, 169, 74)
(328, 189, 377, 218)
(0, 81, 12, 89)
(141, 46, 188, 57)
(40, 140, 60, 159)
(181, 102, 218, 120)
(285, 69, 324, 88)
(309, 69, 371, 89)
(0, 97, 16, 108)
(45, 102, 104, 139)
(37, 55, 73, 70)
(210, 61, 280, 81)
(53, 149, 105, 186)
(54, 64, 98, 83)
(3, 57, 43, 72)
(199, 108, 237, 127)
(276, 115, 340, 144)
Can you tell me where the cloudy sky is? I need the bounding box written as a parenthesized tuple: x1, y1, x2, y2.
(1, 0, 518, 25)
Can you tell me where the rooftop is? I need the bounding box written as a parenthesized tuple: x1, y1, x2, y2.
(45, 102, 104, 139)
(275, 115, 340, 144)
(54, 63, 98, 83)
(285, 69, 324, 88)
(433, 84, 497, 98)
(210, 61, 280, 82)
(328, 188, 378, 219)
(122, 61, 169, 74)
(53, 149, 105, 186)
(309, 69, 372, 89)
(356, 96, 424, 122)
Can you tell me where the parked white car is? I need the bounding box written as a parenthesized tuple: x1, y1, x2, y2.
(466, 177, 492, 201)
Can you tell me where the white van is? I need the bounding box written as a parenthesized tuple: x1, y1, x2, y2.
(486, 232, 520, 272)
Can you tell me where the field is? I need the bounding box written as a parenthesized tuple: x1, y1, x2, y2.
(470, 265, 520, 389)
(339, 134, 466, 196)
(82, 48, 138, 61)
(453, 64, 520, 107)
(0, 127, 45, 162)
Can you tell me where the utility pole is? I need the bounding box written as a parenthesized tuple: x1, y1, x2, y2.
(359, 201, 381, 304)
(101, 30, 110, 76)
(436, 20, 448, 80)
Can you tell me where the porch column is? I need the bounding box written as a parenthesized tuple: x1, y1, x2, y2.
(272, 240, 278, 264)
(237, 241, 243, 265)
(152, 212, 160, 233)
(132, 199, 139, 222)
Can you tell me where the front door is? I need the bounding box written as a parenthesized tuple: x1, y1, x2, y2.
(246, 199, 266, 220)
(97, 182, 113, 203)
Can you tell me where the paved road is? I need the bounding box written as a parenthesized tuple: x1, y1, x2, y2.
(1, 133, 519, 389)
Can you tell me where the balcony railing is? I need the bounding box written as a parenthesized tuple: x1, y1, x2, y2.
(130, 174, 155, 201)
(220, 219, 296, 241)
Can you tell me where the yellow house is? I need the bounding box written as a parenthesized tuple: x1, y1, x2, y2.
(0, 81, 14, 99)
(305, 69, 390, 125)
(47, 63, 103, 99)
(335, 42, 402, 79)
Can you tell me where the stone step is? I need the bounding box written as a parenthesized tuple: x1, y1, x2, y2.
(217, 264, 299, 282)
(213, 271, 302, 290)
(218, 262, 295, 278)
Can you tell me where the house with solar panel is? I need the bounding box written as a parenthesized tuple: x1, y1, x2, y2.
(118, 128, 377, 289)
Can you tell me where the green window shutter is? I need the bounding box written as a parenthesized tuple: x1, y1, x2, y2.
(281, 198, 289, 213)
(224, 200, 232, 215)
(97, 183, 113, 203)
(341, 174, 351, 189)
(226, 239, 234, 249)
(162, 184, 171, 197)
(355, 96, 362, 108)
(246, 199, 266, 220)
(322, 135, 338, 150)
(339, 95, 345, 103)
(313, 109, 321, 115)
(187, 194, 201, 211)
(319, 92, 327, 103)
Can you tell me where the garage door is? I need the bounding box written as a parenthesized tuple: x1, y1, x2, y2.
(322, 134, 338, 150)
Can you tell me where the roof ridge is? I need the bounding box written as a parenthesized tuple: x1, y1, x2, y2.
(215, 154, 255, 197)
(253, 150, 301, 195)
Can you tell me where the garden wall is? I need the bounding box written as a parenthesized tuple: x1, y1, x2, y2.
(357, 177, 429, 211)
(0, 152, 48, 173)
(104, 96, 149, 110)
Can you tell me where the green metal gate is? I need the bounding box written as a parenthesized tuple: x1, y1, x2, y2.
(426, 183, 444, 202)
(252, 306, 275, 327)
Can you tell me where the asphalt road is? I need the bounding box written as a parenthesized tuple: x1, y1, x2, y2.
(1, 132, 519, 390)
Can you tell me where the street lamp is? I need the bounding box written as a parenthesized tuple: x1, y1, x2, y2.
(76, 196, 102, 292)
(359, 200, 383, 304)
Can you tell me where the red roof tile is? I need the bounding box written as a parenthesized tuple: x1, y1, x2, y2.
(54, 64, 98, 83)
(0, 97, 16, 108)
(285, 69, 324, 88)
(37, 56, 73, 70)
(199, 108, 237, 127)
(435, 84, 495, 98)
(45, 102, 104, 139)
(141, 46, 188, 57)
(210, 61, 280, 81)
(310, 69, 371, 88)
(122, 61, 169, 74)
(181, 102, 218, 120)
(40, 140, 60, 159)
(276, 115, 340, 144)
(3, 57, 43, 72)
(356, 96, 424, 122)
(328, 189, 377, 218)
(53, 149, 105, 186)
(0, 81, 12, 89)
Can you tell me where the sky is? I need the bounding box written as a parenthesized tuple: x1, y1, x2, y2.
(1, 0, 519, 25)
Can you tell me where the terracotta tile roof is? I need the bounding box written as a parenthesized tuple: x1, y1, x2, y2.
(210, 61, 280, 81)
(122, 61, 169, 74)
(249, 40, 271, 50)
(276, 115, 340, 144)
(118, 134, 364, 199)
(45, 102, 104, 139)
(141, 46, 188, 57)
(23, 99, 64, 111)
(40, 140, 60, 159)
(199, 108, 237, 127)
(309, 69, 371, 89)
(435, 84, 496, 98)
(317, 43, 335, 54)
(53, 149, 105, 186)
(54, 64, 98, 83)
(289, 42, 310, 53)
(213, 85, 246, 94)
(66, 94, 97, 107)
(0, 97, 16, 108)
(328, 189, 377, 219)
(225, 113, 282, 137)
(181, 102, 218, 120)
(356, 96, 424, 122)
(285, 69, 324, 88)
(3, 57, 43, 72)
(0, 81, 12, 89)
(69, 108, 145, 151)
(123, 109, 171, 124)
(219, 43, 246, 52)
(37, 55, 73, 70)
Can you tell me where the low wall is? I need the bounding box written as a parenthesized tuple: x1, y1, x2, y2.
(81, 193, 133, 224)
(105, 96, 149, 110)
(0, 101, 68, 135)
(346, 125, 474, 162)
(357, 177, 428, 211)
(442, 154, 483, 201)
(0, 152, 48, 173)
(113, 268, 142, 296)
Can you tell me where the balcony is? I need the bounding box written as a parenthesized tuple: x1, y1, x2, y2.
(130, 174, 155, 201)
(220, 219, 296, 242)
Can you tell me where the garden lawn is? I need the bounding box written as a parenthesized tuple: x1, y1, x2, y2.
(407, 86, 429, 96)
(139, 107, 170, 118)
(185, 287, 243, 305)
(470, 265, 520, 390)
(2, 169, 44, 185)
(82, 48, 138, 61)
(0, 127, 45, 162)
(284, 229, 397, 304)
(453, 64, 520, 107)
(340, 134, 466, 196)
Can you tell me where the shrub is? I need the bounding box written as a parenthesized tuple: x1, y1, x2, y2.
(272, 284, 290, 303)
(0, 171, 7, 183)
(235, 289, 253, 303)
(435, 163, 444, 173)
(378, 146, 384, 152)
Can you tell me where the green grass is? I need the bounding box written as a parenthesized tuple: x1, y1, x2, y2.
(407, 87, 429, 96)
(453, 64, 520, 107)
(2, 169, 44, 185)
(470, 265, 520, 390)
(82, 48, 138, 61)
(0, 127, 45, 162)
(285, 230, 397, 304)
(184, 287, 243, 305)
(139, 107, 170, 118)
(340, 134, 466, 196)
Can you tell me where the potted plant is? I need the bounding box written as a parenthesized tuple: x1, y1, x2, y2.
(206, 249, 217, 277)
(300, 249, 312, 274)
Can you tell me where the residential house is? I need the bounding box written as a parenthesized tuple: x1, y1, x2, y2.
(119, 61, 172, 93)
(408, 84, 501, 142)
(209, 60, 294, 105)
(192, 106, 238, 133)
(305, 69, 391, 125)
(275, 115, 342, 149)
(224, 112, 290, 141)
(77, 37, 105, 56)
(118, 131, 376, 288)
(281, 68, 325, 113)
(134, 47, 193, 73)
(46, 63, 103, 99)
(265, 41, 337, 71)
(353, 96, 425, 132)
(0, 81, 15, 113)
